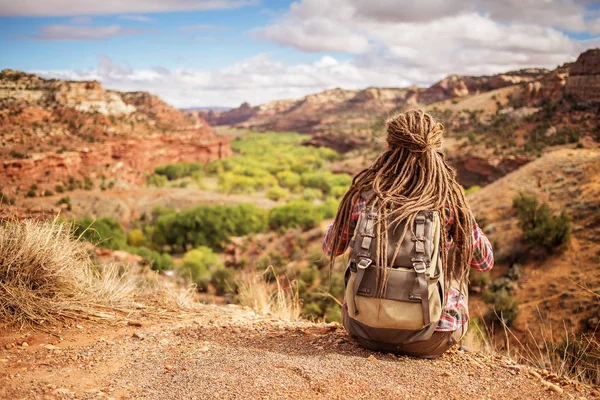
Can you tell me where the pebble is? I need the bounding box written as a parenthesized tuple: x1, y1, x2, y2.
(43, 344, 61, 350)
(367, 355, 380, 364)
(21, 342, 29, 348)
(132, 332, 147, 340)
(128, 321, 143, 327)
(442, 371, 453, 377)
(4, 343, 15, 350)
(529, 370, 542, 379)
(542, 381, 564, 394)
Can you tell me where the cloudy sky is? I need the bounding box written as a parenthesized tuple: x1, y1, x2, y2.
(0, 0, 599, 108)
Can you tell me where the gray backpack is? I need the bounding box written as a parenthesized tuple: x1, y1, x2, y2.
(342, 191, 445, 351)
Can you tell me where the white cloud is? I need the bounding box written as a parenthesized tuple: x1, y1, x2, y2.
(0, 0, 258, 17)
(36, 54, 413, 108)
(70, 16, 93, 24)
(25, 25, 146, 41)
(254, 0, 594, 85)
(180, 24, 229, 32)
(118, 15, 154, 22)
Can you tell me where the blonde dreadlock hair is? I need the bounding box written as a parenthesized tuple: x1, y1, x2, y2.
(328, 109, 473, 299)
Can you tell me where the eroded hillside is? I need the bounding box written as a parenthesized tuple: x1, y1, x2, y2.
(0, 70, 232, 199)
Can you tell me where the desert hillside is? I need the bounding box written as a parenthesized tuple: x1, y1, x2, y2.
(194, 68, 548, 135)
(0, 70, 232, 198)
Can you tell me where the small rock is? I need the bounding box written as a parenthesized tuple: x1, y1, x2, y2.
(21, 342, 29, 348)
(4, 343, 15, 350)
(367, 355, 380, 364)
(76, 325, 84, 329)
(199, 346, 209, 352)
(53, 388, 73, 395)
(132, 332, 147, 340)
(0, 359, 8, 363)
(529, 370, 542, 379)
(165, 364, 175, 372)
(442, 371, 453, 377)
(127, 321, 143, 327)
(542, 381, 564, 394)
(458, 346, 469, 352)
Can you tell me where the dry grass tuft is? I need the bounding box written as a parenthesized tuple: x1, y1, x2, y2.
(236, 266, 301, 321)
(0, 218, 135, 326)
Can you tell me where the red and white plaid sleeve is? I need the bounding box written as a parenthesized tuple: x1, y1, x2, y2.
(322, 199, 365, 256)
(470, 222, 494, 272)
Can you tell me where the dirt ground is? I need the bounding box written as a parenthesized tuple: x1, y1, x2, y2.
(1, 303, 597, 400)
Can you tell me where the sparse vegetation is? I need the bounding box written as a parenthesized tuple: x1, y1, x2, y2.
(482, 287, 519, 327)
(513, 193, 571, 255)
(56, 196, 72, 210)
(179, 246, 230, 294)
(9, 150, 29, 159)
(147, 174, 169, 187)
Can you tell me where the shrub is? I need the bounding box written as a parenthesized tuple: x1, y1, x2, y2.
(43, 190, 54, 197)
(301, 188, 324, 201)
(319, 198, 340, 219)
(0, 192, 15, 206)
(469, 269, 491, 292)
(465, 185, 482, 196)
(9, 150, 28, 159)
(127, 229, 146, 247)
(268, 200, 324, 231)
(265, 185, 290, 201)
(83, 177, 94, 190)
(128, 247, 173, 271)
(506, 263, 523, 281)
(152, 203, 267, 252)
(179, 246, 227, 292)
(74, 217, 127, 250)
(276, 170, 302, 190)
(155, 162, 203, 181)
(55, 184, 65, 193)
(56, 196, 72, 211)
(26, 184, 37, 198)
(482, 288, 519, 326)
(147, 174, 168, 187)
(513, 194, 570, 254)
(301, 171, 352, 195)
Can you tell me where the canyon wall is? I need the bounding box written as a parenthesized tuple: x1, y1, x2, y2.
(564, 48, 600, 103)
(0, 70, 231, 193)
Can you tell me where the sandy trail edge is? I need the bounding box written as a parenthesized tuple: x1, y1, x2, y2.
(0, 304, 596, 400)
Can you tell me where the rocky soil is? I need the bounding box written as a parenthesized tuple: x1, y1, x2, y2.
(1, 303, 596, 400)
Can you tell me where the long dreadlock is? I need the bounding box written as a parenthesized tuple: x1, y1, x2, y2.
(328, 109, 474, 299)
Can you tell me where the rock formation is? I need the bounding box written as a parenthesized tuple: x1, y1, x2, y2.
(564, 48, 600, 103)
(0, 70, 231, 194)
(193, 69, 547, 135)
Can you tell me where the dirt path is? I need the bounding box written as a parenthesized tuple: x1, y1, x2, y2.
(1, 304, 596, 399)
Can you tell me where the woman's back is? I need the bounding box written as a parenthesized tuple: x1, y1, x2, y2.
(323, 109, 494, 358)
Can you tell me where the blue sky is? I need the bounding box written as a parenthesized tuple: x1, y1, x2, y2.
(0, 0, 598, 107)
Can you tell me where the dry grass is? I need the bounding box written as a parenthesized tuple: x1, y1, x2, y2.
(236, 266, 302, 321)
(464, 311, 600, 386)
(0, 218, 136, 326)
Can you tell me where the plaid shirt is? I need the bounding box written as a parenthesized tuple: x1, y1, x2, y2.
(323, 198, 494, 332)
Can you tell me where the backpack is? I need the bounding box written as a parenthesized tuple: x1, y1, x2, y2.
(342, 191, 445, 351)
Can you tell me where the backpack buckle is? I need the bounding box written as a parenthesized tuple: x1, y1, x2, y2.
(412, 261, 427, 274)
(357, 258, 372, 269)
